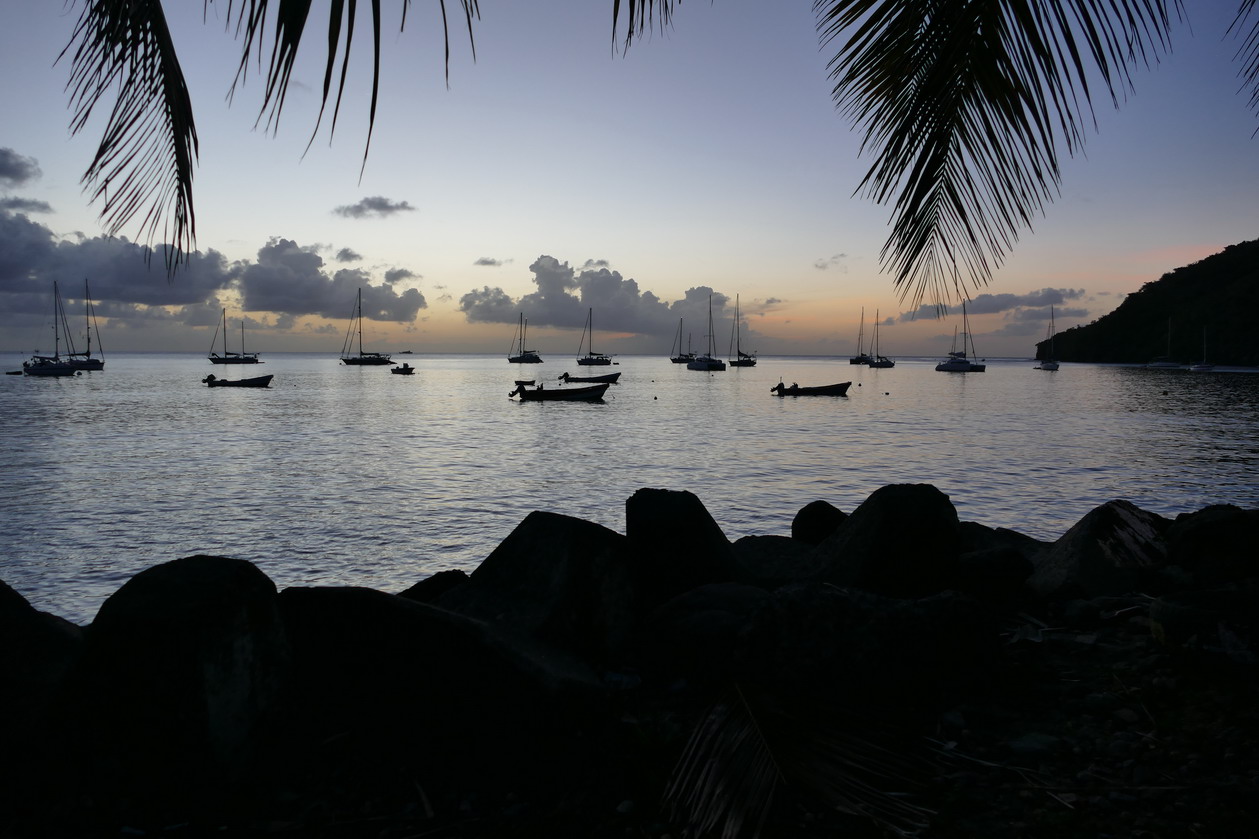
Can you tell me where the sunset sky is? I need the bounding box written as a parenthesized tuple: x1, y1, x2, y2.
(2, 1, 1256, 359)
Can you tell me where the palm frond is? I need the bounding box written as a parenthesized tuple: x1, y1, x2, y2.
(612, 0, 678, 51)
(222, 0, 480, 177)
(62, 0, 199, 272)
(816, 0, 1180, 309)
(664, 684, 934, 838)
(1230, 0, 1259, 127)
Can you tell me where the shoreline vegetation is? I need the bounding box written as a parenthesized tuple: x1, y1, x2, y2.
(3, 484, 1257, 837)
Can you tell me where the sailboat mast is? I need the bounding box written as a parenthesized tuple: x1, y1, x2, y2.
(358, 289, 365, 356)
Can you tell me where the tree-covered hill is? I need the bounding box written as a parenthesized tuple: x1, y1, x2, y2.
(1040, 239, 1259, 365)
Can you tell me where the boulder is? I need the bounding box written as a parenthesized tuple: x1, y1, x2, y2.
(1029, 500, 1170, 598)
(641, 582, 771, 684)
(61, 555, 290, 819)
(436, 511, 636, 666)
(625, 488, 735, 607)
(1166, 505, 1259, 585)
(814, 484, 961, 597)
(730, 534, 827, 589)
(791, 499, 847, 545)
(398, 568, 469, 602)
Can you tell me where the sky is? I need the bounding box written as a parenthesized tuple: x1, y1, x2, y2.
(1, 0, 1256, 358)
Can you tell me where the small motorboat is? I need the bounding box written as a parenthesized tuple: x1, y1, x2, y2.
(770, 381, 851, 397)
(558, 371, 621, 384)
(509, 382, 610, 401)
(391, 363, 415, 375)
(514, 379, 536, 386)
(203, 373, 273, 388)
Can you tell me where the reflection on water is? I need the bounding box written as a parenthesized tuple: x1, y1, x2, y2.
(2, 353, 1257, 623)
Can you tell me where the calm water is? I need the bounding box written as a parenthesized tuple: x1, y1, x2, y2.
(3, 352, 1257, 624)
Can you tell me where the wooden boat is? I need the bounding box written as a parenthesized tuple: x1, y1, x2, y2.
(576, 308, 612, 365)
(558, 371, 620, 384)
(509, 382, 610, 401)
(203, 373, 273, 388)
(514, 379, 535, 386)
(687, 295, 727, 371)
(850, 307, 872, 365)
(208, 308, 262, 364)
(728, 294, 756, 366)
(340, 288, 392, 365)
(867, 309, 895, 368)
(669, 318, 695, 363)
(23, 281, 79, 377)
(65, 279, 105, 371)
(391, 363, 415, 375)
(770, 381, 852, 397)
(508, 313, 543, 364)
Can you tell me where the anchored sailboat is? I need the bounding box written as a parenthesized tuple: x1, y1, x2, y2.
(209, 309, 262, 364)
(687, 296, 726, 371)
(508, 313, 543, 364)
(340, 288, 393, 365)
(65, 279, 105, 371)
(728, 295, 756, 367)
(576, 308, 612, 366)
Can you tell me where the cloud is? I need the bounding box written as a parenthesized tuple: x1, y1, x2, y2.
(813, 253, 848, 272)
(899, 288, 1087, 321)
(474, 257, 503, 267)
(0, 148, 41, 188)
(0, 197, 53, 214)
(332, 196, 416, 219)
(384, 268, 416, 284)
(336, 247, 362, 262)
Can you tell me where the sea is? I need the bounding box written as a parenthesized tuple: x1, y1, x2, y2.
(3, 352, 1257, 625)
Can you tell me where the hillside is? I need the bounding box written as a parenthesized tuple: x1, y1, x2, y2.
(1038, 239, 1259, 365)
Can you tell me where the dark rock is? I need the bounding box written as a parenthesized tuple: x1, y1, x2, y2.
(730, 534, 826, 588)
(436, 510, 635, 666)
(62, 555, 290, 819)
(642, 582, 771, 684)
(398, 568, 468, 602)
(815, 484, 961, 597)
(1029, 500, 1170, 598)
(1167, 505, 1259, 585)
(792, 499, 847, 545)
(625, 488, 735, 607)
(956, 546, 1034, 604)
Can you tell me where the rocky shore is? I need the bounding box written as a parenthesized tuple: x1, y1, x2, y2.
(2, 484, 1257, 838)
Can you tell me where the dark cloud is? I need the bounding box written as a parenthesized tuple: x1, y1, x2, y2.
(336, 247, 362, 262)
(474, 257, 503, 267)
(238, 237, 426, 320)
(0, 197, 53, 214)
(332, 196, 416, 219)
(458, 254, 747, 351)
(385, 268, 416, 284)
(0, 149, 41, 188)
(899, 288, 1087, 322)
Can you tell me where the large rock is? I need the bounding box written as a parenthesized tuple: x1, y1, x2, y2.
(276, 585, 607, 813)
(641, 582, 771, 685)
(62, 555, 290, 819)
(626, 488, 735, 607)
(791, 499, 847, 545)
(436, 511, 635, 666)
(1029, 500, 1170, 597)
(731, 534, 827, 589)
(815, 484, 961, 597)
(1166, 504, 1259, 585)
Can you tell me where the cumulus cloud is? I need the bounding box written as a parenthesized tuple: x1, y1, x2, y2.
(0, 197, 53, 214)
(0, 148, 41, 188)
(384, 268, 416, 284)
(899, 288, 1087, 322)
(332, 196, 416, 219)
(336, 247, 362, 262)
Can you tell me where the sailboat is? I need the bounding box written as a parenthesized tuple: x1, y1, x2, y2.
(65, 279, 105, 371)
(1189, 328, 1214, 372)
(575, 308, 612, 366)
(849, 307, 872, 365)
(687, 296, 727, 371)
(340, 288, 393, 365)
(508, 313, 543, 364)
(935, 303, 986, 372)
(23, 281, 79, 377)
(867, 309, 895, 368)
(1146, 318, 1180, 368)
(669, 318, 695, 363)
(728, 295, 757, 367)
(208, 309, 262, 364)
(1034, 305, 1059, 371)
